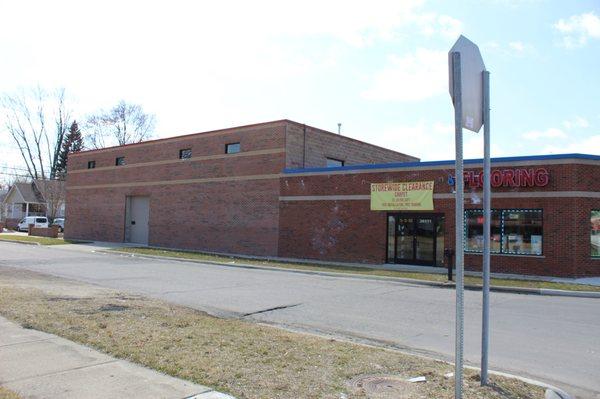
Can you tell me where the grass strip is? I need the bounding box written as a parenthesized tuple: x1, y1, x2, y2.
(113, 247, 600, 293)
(0, 235, 88, 246)
(0, 268, 543, 399)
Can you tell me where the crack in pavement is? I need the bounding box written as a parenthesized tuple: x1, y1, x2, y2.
(2, 359, 119, 384)
(240, 303, 302, 317)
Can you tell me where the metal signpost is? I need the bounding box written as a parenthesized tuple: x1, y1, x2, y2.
(481, 69, 491, 386)
(448, 35, 489, 398)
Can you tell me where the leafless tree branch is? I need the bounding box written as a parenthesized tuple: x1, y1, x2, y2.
(85, 100, 155, 149)
(1, 87, 70, 181)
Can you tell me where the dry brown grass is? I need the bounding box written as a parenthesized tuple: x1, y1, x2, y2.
(0, 268, 544, 399)
(0, 387, 22, 399)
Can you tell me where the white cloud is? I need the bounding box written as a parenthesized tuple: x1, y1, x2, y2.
(484, 41, 500, 50)
(416, 14, 463, 39)
(362, 48, 447, 101)
(509, 41, 525, 52)
(554, 12, 600, 47)
(519, 119, 596, 155)
(540, 135, 600, 155)
(522, 128, 567, 140)
(484, 40, 533, 56)
(562, 116, 589, 129)
(371, 121, 504, 161)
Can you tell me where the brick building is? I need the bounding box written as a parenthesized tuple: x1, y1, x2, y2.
(65, 120, 415, 256)
(65, 120, 600, 278)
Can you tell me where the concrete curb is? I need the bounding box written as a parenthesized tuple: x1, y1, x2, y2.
(102, 250, 600, 299)
(479, 369, 573, 399)
(0, 238, 40, 246)
(187, 392, 238, 398)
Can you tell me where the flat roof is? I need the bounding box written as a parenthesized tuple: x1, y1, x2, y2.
(283, 153, 600, 174)
(70, 119, 416, 160)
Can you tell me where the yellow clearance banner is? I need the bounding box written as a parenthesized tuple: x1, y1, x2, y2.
(370, 181, 434, 211)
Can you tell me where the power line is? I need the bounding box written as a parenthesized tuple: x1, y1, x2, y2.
(0, 165, 34, 172)
(0, 171, 32, 178)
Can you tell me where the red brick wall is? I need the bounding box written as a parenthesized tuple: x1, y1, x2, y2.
(285, 122, 418, 169)
(66, 122, 287, 256)
(29, 225, 59, 238)
(278, 161, 600, 277)
(68, 122, 286, 171)
(65, 119, 421, 257)
(279, 200, 387, 264)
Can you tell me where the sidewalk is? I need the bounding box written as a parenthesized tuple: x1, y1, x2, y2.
(0, 316, 235, 399)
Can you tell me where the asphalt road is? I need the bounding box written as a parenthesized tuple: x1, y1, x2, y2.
(1, 242, 598, 398)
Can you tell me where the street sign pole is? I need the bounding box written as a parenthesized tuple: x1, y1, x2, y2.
(481, 70, 491, 386)
(449, 35, 486, 399)
(451, 51, 465, 399)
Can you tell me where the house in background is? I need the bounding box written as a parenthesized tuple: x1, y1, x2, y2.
(1, 180, 65, 229)
(0, 190, 7, 223)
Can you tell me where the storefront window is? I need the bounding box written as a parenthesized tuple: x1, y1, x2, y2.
(592, 210, 600, 258)
(502, 210, 543, 255)
(465, 210, 502, 253)
(465, 209, 542, 256)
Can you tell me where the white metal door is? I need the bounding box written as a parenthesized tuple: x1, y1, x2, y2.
(129, 197, 149, 245)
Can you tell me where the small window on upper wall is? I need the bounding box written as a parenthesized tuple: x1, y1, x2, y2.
(225, 142, 241, 154)
(115, 157, 125, 166)
(87, 161, 96, 169)
(179, 148, 192, 160)
(326, 158, 345, 167)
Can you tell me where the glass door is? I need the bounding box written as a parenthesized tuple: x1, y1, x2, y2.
(415, 218, 435, 263)
(387, 213, 445, 266)
(395, 217, 415, 263)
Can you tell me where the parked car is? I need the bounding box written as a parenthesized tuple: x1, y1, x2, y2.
(17, 216, 49, 232)
(52, 218, 65, 232)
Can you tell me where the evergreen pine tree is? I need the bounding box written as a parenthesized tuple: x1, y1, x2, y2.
(56, 120, 83, 178)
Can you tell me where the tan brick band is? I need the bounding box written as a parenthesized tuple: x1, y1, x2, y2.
(279, 191, 600, 201)
(68, 173, 282, 190)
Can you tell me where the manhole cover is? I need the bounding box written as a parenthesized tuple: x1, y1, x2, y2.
(347, 375, 417, 399)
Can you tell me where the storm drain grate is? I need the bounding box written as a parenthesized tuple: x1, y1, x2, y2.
(347, 375, 418, 399)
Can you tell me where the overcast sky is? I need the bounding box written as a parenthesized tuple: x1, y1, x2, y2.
(1, 0, 599, 178)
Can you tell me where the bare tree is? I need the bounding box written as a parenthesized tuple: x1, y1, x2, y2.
(86, 101, 155, 149)
(49, 89, 70, 179)
(1, 87, 70, 180)
(34, 179, 65, 220)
